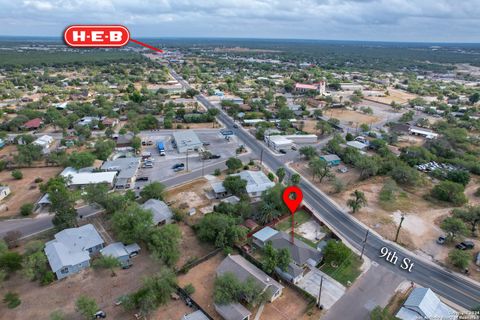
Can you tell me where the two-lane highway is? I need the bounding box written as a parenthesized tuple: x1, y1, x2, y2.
(195, 93, 480, 309)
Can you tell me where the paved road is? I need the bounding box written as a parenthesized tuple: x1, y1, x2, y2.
(195, 93, 480, 309)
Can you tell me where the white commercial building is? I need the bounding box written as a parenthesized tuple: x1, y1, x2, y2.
(265, 134, 317, 151)
(172, 131, 203, 153)
(409, 126, 439, 139)
(60, 167, 117, 188)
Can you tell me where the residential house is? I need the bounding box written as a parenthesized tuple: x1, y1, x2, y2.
(101, 157, 140, 189)
(252, 227, 323, 269)
(320, 154, 341, 166)
(100, 242, 140, 268)
(211, 170, 275, 199)
(0, 186, 11, 201)
(33, 135, 54, 154)
(102, 118, 119, 128)
(294, 82, 326, 95)
(217, 254, 284, 302)
(141, 199, 173, 226)
(214, 303, 251, 320)
(23, 118, 43, 130)
(346, 140, 368, 151)
(396, 287, 458, 320)
(408, 126, 439, 139)
(44, 224, 104, 280)
(113, 132, 135, 147)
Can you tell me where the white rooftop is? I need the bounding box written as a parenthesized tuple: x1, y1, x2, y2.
(396, 288, 458, 320)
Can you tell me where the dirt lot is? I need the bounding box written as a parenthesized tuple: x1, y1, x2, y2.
(178, 253, 225, 319)
(0, 253, 165, 320)
(366, 88, 418, 105)
(176, 222, 215, 269)
(0, 166, 63, 218)
(302, 120, 318, 134)
(260, 286, 313, 320)
(324, 109, 380, 127)
(291, 161, 480, 281)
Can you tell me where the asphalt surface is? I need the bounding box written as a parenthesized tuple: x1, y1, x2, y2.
(194, 93, 480, 309)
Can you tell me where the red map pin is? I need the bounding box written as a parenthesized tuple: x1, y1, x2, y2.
(283, 186, 303, 214)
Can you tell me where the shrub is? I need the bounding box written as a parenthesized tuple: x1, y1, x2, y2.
(448, 249, 470, 269)
(431, 181, 467, 206)
(20, 203, 34, 216)
(11, 170, 23, 180)
(267, 172, 275, 181)
(3, 292, 21, 309)
(41, 271, 55, 285)
(34, 177, 43, 183)
(213, 168, 221, 176)
(183, 283, 195, 295)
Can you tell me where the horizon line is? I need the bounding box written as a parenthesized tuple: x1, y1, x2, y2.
(0, 35, 479, 45)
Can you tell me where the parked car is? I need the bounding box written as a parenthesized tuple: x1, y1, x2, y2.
(174, 166, 185, 172)
(233, 124, 238, 129)
(172, 163, 185, 169)
(279, 149, 287, 154)
(137, 176, 149, 181)
(436, 236, 446, 245)
(291, 145, 297, 151)
(94, 311, 106, 319)
(209, 154, 221, 159)
(456, 241, 475, 250)
(142, 162, 153, 168)
(202, 141, 211, 146)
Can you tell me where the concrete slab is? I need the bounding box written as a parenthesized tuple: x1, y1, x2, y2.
(297, 268, 346, 310)
(295, 219, 326, 242)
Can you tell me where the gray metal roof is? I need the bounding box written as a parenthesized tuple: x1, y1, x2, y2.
(44, 224, 103, 272)
(320, 154, 341, 162)
(125, 243, 141, 255)
(141, 199, 173, 225)
(100, 242, 129, 259)
(396, 287, 458, 320)
(182, 310, 210, 320)
(268, 232, 322, 266)
(173, 131, 202, 152)
(216, 255, 283, 300)
(101, 157, 140, 180)
(214, 303, 251, 320)
(252, 226, 279, 243)
(220, 170, 274, 194)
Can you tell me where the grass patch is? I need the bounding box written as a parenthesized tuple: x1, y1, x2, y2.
(379, 191, 412, 212)
(293, 233, 318, 248)
(320, 256, 362, 286)
(276, 210, 311, 231)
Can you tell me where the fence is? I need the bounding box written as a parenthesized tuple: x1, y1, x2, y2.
(176, 286, 215, 320)
(176, 248, 222, 275)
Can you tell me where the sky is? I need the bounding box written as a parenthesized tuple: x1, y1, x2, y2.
(1, 0, 480, 42)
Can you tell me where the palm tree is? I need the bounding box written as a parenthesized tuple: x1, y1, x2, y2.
(347, 190, 367, 213)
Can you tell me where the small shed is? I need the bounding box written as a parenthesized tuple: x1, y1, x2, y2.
(100, 242, 132, 268)
(319, 154, 341, 166)
(0, 186, 11, 201)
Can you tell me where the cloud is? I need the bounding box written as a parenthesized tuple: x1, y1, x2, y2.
(0, 0, 479, 42)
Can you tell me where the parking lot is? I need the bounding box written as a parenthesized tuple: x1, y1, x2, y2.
(136, 129, 244, 185)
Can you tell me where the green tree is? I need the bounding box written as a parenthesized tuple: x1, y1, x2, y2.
(22, 251, 48, 281)
(92, 255, 122, 276)
(94, 139, 115, 161)
(262, 241, 290, 273)
(226, 157, 243, 173)
(290, 173, 301, 185)
(323, 240, 351, 266)
(223, 175, 247, 196)
(147, 224, 181, 267)
(75, 295, 98, 319)
(131, 135, 142, 153)
(309, 157, 330, 182)
(440, 217, 468, 242)
(0, 252, 23, 272)
(112, 204, 154, 244)
(67, 152, 96, 169)
(355, 156, 380, 180)
(347, 190, 367, 213)
(11, 169, 23, 180)
(45, 177, 77, 231)
(140, 182, 166, 201)
(445, 170, 470, 186)
(20, 203, 34, 216)
(389, 165, 420, 186)
(452, 206, 480, 235)
(15, 144, 43, 166)
(448, 249, 470, 269)
(123, 270, 177, 316)
(276, 167, 286, 183)
(195, 213, 247, 248)
(214, 272, 266, 307)
(431, 181, 467, 206)
(299, 146, 318, 160)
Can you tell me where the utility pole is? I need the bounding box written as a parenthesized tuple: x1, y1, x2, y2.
(360, 229, 369, 260)
(395, 214, 405, 243)
(260, 149, 264, 165)
(201, 156, 205, 177)
(186, 149, 189, 171)
(317, 275, 324, 309)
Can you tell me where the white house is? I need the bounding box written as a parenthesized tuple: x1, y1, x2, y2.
(212, 170, 275, 199)
(396, 287, 458, 320)
(409, 126, 439, 139)
(33, 135, 54, 154)
(60, 167, 117, 188)
(0, 186, 10, 201)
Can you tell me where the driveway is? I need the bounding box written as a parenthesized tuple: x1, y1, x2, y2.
(297, 267, 346, 310)
(322, 262, 405, 320)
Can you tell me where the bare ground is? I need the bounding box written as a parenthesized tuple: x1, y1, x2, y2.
(0, 167, 63, 218)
